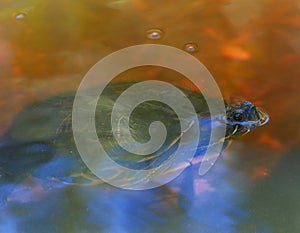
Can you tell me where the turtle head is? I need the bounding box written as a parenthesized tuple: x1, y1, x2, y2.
(225, 101, 269, 138)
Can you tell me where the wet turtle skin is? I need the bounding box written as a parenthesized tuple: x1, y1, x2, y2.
(0, 82, 268, 187)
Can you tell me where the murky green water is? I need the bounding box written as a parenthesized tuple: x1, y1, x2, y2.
(0, 0, 299, 232)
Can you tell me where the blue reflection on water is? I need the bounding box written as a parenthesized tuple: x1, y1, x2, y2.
(0, 143, 252, 233)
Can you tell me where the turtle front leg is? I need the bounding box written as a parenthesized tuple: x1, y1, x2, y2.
(48, 173, 104, 186)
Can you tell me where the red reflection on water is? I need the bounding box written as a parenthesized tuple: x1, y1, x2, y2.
(6, 177, 48, 204)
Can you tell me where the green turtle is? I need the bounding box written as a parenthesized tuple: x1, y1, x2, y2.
(0, 81, 269, 188)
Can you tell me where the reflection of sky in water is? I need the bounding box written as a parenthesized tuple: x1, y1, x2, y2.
(0, 148, 258, 233)
(2, 140, 297, 233)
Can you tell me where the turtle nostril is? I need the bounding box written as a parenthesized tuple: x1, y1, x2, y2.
(241, 101, 252, 107)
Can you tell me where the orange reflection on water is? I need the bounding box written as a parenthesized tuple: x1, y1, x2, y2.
(258, 134, 283, 151)
(250, 166, 270, 180)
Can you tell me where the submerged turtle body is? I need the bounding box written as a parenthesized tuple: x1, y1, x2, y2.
(0, 82, 268, 187)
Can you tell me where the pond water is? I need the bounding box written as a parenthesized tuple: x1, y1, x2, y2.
(0, 0, 300, 232)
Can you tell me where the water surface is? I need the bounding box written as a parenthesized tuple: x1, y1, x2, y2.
(0, 0, 299, 232)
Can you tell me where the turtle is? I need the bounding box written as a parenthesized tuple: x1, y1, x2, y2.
(0, 81, 269, 191)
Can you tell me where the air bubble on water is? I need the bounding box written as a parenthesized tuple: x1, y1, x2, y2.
(146, 29, 163, 40)
(14, 12, 26, 20)
(183, 43, 199, 53)
(13, 6, 34, 20)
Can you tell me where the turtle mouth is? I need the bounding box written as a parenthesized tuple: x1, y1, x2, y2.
(257, 108, 269, 126)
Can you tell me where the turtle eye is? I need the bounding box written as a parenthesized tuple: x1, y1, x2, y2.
(233, 111, 244, 122)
